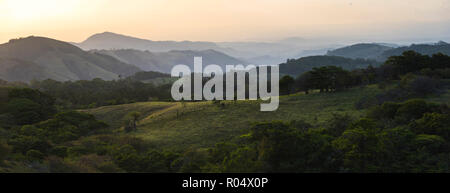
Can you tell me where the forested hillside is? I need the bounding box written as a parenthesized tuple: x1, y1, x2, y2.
(1, 51, 449, 173)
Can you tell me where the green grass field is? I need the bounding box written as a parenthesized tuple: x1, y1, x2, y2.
(84, 85, 385, 151)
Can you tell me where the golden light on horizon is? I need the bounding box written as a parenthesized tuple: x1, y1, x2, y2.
(0, 0, 449, 43)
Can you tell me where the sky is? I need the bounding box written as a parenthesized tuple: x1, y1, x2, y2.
(1, 0, 450, 44)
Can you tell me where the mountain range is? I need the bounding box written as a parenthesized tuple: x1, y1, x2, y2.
(75, 32, 336, 65)
(2, 32, 450, 83)
(75, 32, 229, 53)
(91, 49, 246, 73)
(0, 35, 249, 82)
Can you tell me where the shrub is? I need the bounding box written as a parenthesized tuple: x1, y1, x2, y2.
(8, 136, 51, 154)
(51, 146, 68, 157)
(26, 149, 45, 162)
(407, 76, 441, 96)
(46, 156, 83, 173)
(395, 99, 430, 124)
(0, 141, 11, 162)
(325, 114, 354, 137)
(410, 113, 450, 139)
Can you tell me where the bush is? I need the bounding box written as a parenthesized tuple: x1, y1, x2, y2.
(410, 113, 450, 139)
(8, 136, 51, 154)
(26, 149, 45, 162)
(67, 146, 91, 157)
(209, 142, 238, 164)
(46, 156, 83, 173)
(5, 98, 42, 125)
(395, 99, 430, 124)
(51, 146, 68, 157)
(354, 96, 378, 109)
(325, 114, 354, 137)
(0, 141, 11, 162)
(407, 76, 441, 96)
(222, 147, 261, 173)
(367, 102, 401, 121)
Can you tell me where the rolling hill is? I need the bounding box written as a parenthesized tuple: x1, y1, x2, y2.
(326, 41, 450, 62)
(83, 85, 381, 149)
(379, 41, 450, 61)
(0, 36, 142, 82)
(82, 84, 449, 150)
(91, 49, 247, 73)
(326, 43, 394, 61)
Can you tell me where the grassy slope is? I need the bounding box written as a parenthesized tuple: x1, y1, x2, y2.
(80, 102, 176, 129)
(85, 85, 383, 151)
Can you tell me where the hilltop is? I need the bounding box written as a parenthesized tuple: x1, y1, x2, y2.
(327, 41, 450, 62)
(379, 41, 450, 60)
(75, 32, 224, 52)
(326, 43, 394, 61)
(0, 36, 141, 82)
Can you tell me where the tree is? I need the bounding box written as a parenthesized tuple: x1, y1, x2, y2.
(295, 72, 313, 94)
(325, 114, 354, 137)
(279, 75, 295, 95)
(395, 99, 431, 124)
(5, 98, 41, 125)
(222, 147, 261, 173)
(299, 66, 353, 93)
(410, 112, 450, 139)
(332, 119, 379, 172)
(125, 111, 141, 132)
(384, 51, 430, 79)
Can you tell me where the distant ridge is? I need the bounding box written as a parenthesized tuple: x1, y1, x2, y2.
(326, 43, 394, 61)
(75, 32, 225, 52)
(379, 41, 450, 60)
(91, 48, 247, 73)
(0, 36, 141, 82)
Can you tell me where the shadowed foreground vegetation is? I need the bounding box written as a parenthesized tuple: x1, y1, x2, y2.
(0, 51, 449, 173)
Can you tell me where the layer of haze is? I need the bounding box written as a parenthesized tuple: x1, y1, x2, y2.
(1, 0, 450, 43)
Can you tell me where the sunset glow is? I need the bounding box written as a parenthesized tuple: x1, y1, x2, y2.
(1, 0, 449, 43)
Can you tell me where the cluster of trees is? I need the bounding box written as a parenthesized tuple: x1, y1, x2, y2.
(381, 51, 450, 79)
(201, 99, 449, 172)
(6, 111, 107, 159)
(279, 51, 450, 96)
(0, 87, 111, 166)
(0, 87, 196, 172)
(30, 78, 172, 109)
(0, 87, 56, 127)
(279, 65, 377, 95)
(279, 55, 379, 77)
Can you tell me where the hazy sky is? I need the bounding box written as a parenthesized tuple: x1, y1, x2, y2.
(1, 0, 450, 43)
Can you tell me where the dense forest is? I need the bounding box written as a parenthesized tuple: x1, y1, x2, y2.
(0, 50, 449, 172)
